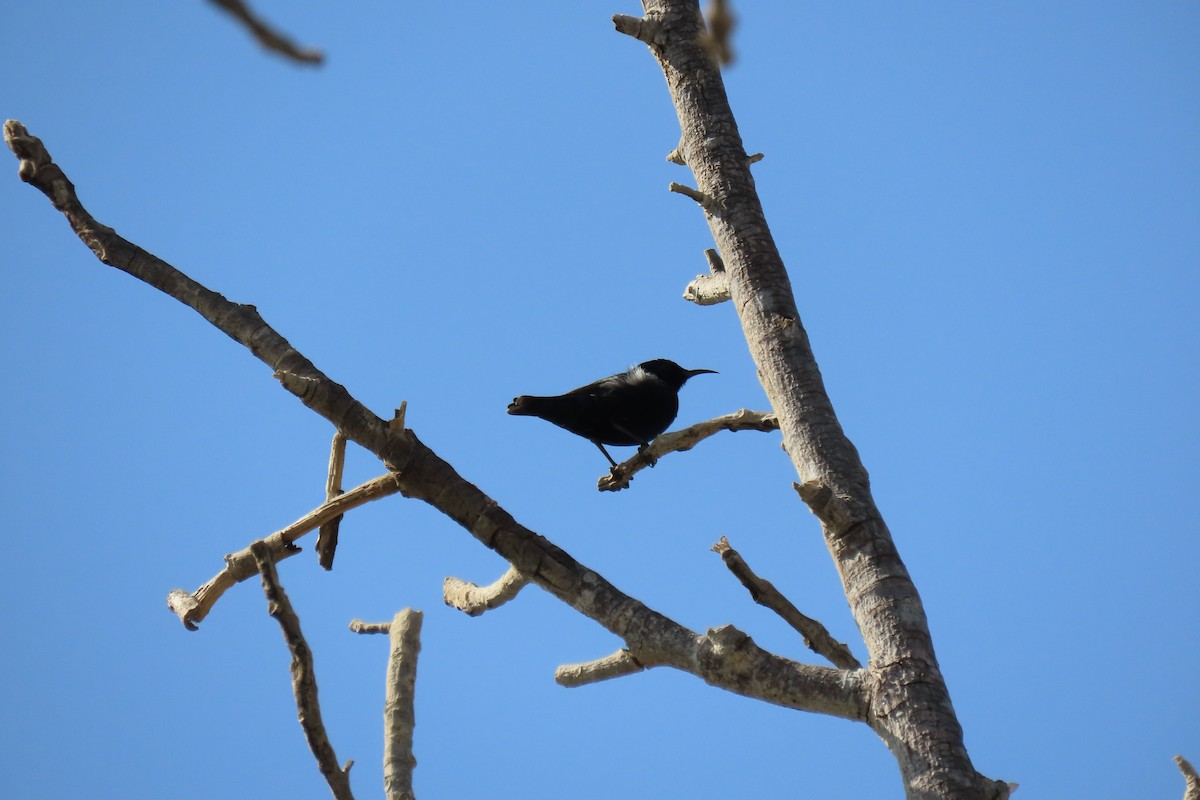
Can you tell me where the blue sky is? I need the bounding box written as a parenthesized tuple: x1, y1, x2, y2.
(2, 2, 1197, 798)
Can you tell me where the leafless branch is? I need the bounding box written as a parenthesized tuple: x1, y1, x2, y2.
(208, 0, 324, 65)
(381, 610, 422, 800)
(316, 431, 348, 570)
(167, 473, 404, 629)
(712, 536, 860, 669)
(683, 247, 731, 306)
(669, 180, 718, 212)
(443, 564, 530, 616)
(556, 649, 644, 687)
(598, 409, 778, 491)
(6, 119, 867, 722)
(1178, 756, 1200, 800)
(250, 541, 354, 800)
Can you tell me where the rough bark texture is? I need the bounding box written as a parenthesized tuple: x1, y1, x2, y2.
(620, 3, 1008, 798)
(5, 117, 866, 723)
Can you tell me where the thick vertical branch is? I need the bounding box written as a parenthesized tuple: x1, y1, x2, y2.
(383, 610, 422, 800)
(619, 3, 1007, 798)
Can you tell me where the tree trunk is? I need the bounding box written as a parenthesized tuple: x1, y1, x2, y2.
(620, 3, 1008, 797)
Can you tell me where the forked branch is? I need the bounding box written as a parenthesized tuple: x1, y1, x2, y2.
(6, 119, 866, 721)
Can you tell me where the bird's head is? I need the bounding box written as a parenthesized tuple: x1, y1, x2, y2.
(638, 359, 718, 390)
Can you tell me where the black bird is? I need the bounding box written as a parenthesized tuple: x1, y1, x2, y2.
(507, 359, 717, 468)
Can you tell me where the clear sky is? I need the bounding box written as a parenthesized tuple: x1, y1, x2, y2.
(2, 3, 1197, 798)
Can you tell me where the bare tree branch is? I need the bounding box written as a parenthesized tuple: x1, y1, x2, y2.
(316, 431, 348, 570)
(598, 409, 778, 491)
(382, 610, 422, 800)
(443, 564, 530, 616)
(712, 536, 860, 669)
(351, 612, 424, 800)
(556, 649, 644, 687)
(208, 0, 324, 65)
(683, 247, 731, 306)
(167, 473, 403, 629)
(250, 541, 354, 800)
(614, 4, 1010, 795)
(1178, 756, 1200, 800)
(5, 119, 867, 721)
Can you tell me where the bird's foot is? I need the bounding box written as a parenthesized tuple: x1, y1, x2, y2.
(636, 443, 657, 468)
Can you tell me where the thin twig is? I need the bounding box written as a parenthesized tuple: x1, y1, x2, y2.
(712, 537, 860, 670)
(208, 0, 324, 64)
(599, 409, 778, 491)
(167, 473, 403, 629)
(317, 431, 348, 570)
(250, 541, 354, 800)
(443, 564, 529, 616)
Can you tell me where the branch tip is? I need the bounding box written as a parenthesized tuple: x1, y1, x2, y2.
(669, 181, 719, 212)
(444, 564, 529, 616)
(613, 14, 662, 45)
(556, 649, 645, 687)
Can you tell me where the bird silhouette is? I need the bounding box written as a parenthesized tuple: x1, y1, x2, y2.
(507, 359, 716, 468)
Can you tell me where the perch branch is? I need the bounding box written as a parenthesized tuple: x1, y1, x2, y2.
(1178, 756, 1200, 800)
(556, 649, 644, 687)
(316, 431, 348, 570)
(208, 0, 324, 64)
(168, 473, 403, 629)
(712, 537, 860, 669)
(599, 409, 778, 491)
(7, 120, 866, 720)
(443, 564, 530, 616)
(250, 541, 354, 800)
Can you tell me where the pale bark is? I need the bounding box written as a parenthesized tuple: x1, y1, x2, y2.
(617, 2, 1009, 797)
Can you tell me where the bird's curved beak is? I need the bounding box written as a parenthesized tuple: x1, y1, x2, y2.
(687, 368, 718, 379)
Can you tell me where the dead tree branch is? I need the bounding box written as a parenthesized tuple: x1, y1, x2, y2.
(1178, 756, 1200, 800)
(443, 564, 530, 616)
(316, 431, 348, 570)
(208, 0, 324, 64)
(598, 409, 778, 491)
(250, 541, 354, 800)
(614, 4, 1010, 796)
(712, 536, 860, 669)
(351, 611, 423, 800)
(167, 472, 404, 629)
(6, 118, 866, 721)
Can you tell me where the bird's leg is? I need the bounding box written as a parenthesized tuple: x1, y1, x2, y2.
(594, 442, 620, 469)
(636, 442, 658, 467)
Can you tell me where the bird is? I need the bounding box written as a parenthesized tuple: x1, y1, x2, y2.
(507, 359, 717, 468)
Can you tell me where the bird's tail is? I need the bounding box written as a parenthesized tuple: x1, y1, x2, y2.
(507, 395, 552, 416)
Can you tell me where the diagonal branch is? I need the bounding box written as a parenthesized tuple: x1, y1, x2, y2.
(598, 409, 778, 491)
(250, 541, 354, 800)
(6, 120, 866, 720)
(712, 536, 860, 669)
(168, 473, 403, 629)
(208, 0, 324, 64)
